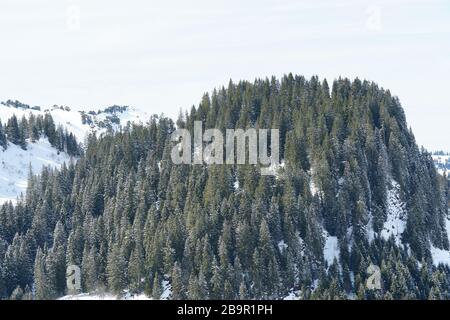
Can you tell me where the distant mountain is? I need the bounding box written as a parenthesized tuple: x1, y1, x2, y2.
(0, 100, 149, 142)
(0, 100, 150, 203)
(432, 152, 450, 176)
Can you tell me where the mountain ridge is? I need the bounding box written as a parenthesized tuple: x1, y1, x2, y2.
(0, 100, 150, 143)
(0, 101, 150, 203)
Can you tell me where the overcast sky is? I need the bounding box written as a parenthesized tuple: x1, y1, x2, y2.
(0, 0, 449, 151)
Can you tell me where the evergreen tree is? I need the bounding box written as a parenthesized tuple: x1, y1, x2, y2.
(0, 121, 7, 150)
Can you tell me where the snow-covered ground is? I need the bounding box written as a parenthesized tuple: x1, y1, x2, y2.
(59, 278, 172, 300)
(309, 168, 320, 197)
(0, 102, 150, 203)
(0, 138, 74, 204)
(367, 180, 407, 245)
(323, 230, 340, 266)
(60, 278, 173, 300)
(380, 181, 407, 246)
(59, 291, 151, 300)
(430, 245, 450, 267)
(0, 102, 149, 142)
(260, 160, 285, 178)
(160, 280, 172, 300)
(283, 290, 301, 300)
(364, 178, 450, 267)
(278, 240, 288, 254)
(430, 218, 450, 267)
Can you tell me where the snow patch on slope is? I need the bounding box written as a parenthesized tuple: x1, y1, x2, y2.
(431, 218, 450, 266)
(310, 180, 320, 197)
(283, 290, 301, 300)
(260, 160, 285, 178)
(233, 179, 239, 190)
(323, 230, 340, 266)
(0, 139, 74, 204)
(430, 246, 450, 267)
(380, 181, 407, 246)
(309, 168, 319, 197)
(59, 291, 150, 300)
(161, 279, 172, 300)
(278, 240, 288, 254)
(59, 278, 171, 300)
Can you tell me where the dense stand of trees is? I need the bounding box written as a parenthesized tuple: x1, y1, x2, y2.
(0, 75, 449, 300)
(0, 113, 81, 156)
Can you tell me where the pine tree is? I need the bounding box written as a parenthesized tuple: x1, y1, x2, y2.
(187, 273, 201, 299)
(0, 121, 7, 150)
(171, 262, 185, 300)
(106, 242, 127, 294)
(152, 273, 162, 299)
(34, 247, 53, 300)
(6, 115, 21, 146)
(128, 247, 143, 292)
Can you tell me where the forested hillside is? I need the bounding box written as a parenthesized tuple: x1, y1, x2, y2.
(0, 113, 81, 205)
(0, 113, 81, 156)
(1, 75, 449, 300)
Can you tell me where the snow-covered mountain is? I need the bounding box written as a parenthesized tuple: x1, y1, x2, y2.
(0, 100, 150, 204)
(0, 100, 149, 142)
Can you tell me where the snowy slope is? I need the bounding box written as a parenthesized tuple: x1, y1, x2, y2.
(364, 178, 450, 266)
(380, 181, 407, 246)
(430, 218, 450, 267)
(59, 291, 151, 300)
(59, 282, 171, 300)
(0, 101, 150, 142)
(323, 230, 340, 266)
(0, 101, 150, 204)
(0, 138, 74, 204)
(367, 180, 407, 246)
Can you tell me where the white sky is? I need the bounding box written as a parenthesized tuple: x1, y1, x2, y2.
(0, 0, 449, 151)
